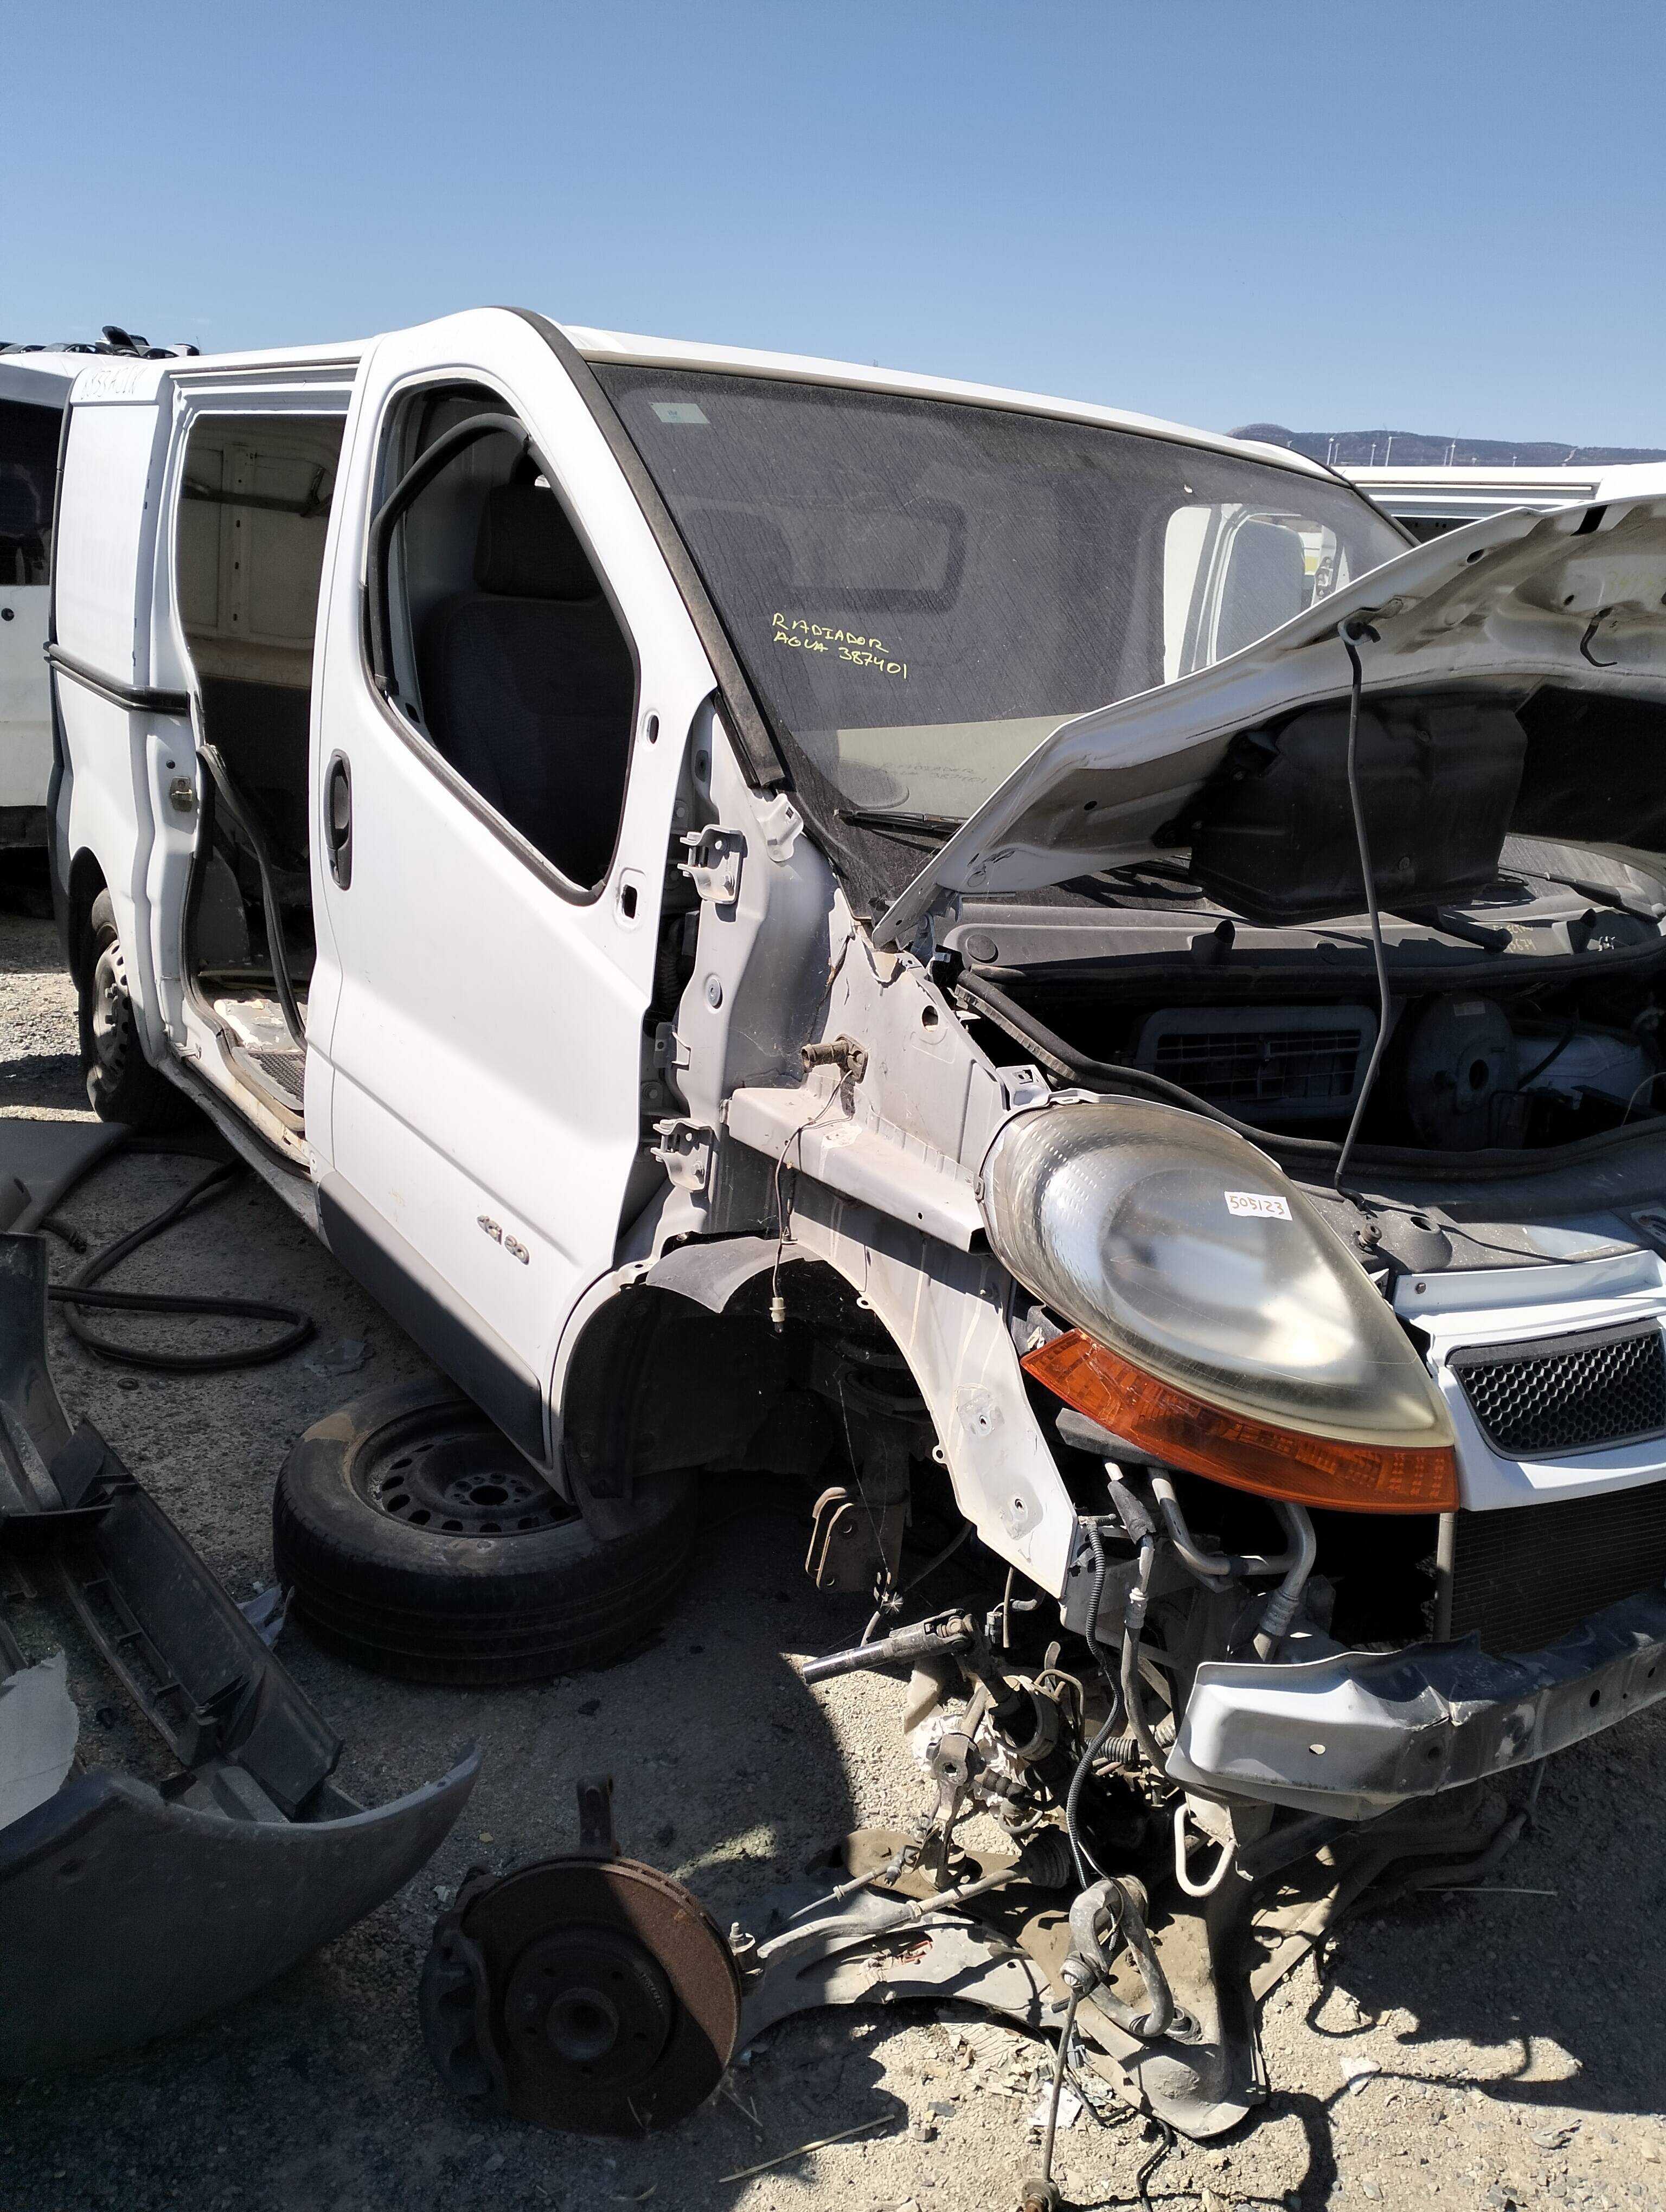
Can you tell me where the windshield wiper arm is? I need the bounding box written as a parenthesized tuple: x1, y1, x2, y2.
(1388, 905, 1512, 953)
(1520, 871, 1663, 928)
(836, 807, 967, 839)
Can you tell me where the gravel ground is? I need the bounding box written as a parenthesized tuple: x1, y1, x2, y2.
(2, 899, 1664, 2212)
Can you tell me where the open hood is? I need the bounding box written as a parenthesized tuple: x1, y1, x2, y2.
(875, 495, 1666, 948)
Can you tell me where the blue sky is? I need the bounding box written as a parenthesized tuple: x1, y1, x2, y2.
(6, 1, 1662, 445)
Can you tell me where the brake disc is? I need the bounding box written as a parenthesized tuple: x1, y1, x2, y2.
(420, 1854, 742, 2132)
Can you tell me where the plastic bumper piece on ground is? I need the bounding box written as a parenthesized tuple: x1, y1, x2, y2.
(0, 1230, 480, 2073)
(1168, 1585, 1666, 1821)
(0, 1754, 478, 2074)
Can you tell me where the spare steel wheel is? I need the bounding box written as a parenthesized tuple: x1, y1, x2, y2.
(272, 1378, 698, 1684)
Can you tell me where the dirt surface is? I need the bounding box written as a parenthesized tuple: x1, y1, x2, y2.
(2, 903, 1664, 2212)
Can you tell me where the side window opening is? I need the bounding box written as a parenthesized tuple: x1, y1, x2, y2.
(174, 411, 344, 1120)
(379, 386, 638, 892)
(0, 397, 62, 586)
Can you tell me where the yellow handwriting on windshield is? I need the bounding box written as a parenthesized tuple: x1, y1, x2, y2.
(771, 612, 907, 679)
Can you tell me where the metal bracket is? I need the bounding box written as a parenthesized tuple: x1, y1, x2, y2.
(805, 1485, 875, 1594)
(754, 792, 803, 863)
(652, 1118, 716, 1192)
(678, 826, 745, 907)
(653, 1021, 690, 1075)
(805, 1424, 912, 1593)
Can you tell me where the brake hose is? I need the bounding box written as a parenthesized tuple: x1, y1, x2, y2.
(46, 1148, 315, 1373)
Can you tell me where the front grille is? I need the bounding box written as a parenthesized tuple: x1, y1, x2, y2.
(1450, 1322, 1666, 1458)
(1135, 1006, 1375, 1123)
(1449, 1480, 1666, 1654)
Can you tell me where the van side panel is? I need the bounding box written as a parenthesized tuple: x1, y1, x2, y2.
(53, 381, 177, 1044)
(55, 386, 171, 684)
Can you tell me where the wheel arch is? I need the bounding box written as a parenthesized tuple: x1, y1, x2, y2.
(65, 847, 108, 988)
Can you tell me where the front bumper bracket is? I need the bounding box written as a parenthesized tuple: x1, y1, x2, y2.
(1169, 1585, 1666, 1820)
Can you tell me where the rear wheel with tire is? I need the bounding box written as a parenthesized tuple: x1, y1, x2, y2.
(78, 889, 192, 1128)
(273, 1378, 700, 1684)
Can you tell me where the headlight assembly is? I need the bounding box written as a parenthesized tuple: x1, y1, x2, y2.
(983, 1101, 1456, 1512)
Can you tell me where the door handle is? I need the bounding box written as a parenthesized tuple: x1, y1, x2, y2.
(324, 751, 353, 888)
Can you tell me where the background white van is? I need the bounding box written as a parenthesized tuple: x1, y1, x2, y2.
(0, 350, 77, 853)
(1347, 459, 1666, 542)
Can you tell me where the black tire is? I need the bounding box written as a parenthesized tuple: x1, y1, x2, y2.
(273, 1378, 700, 1685)
(78, 889, 193, 1128)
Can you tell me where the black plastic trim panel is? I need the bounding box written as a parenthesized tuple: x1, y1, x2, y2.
(46, 644, 190, 718)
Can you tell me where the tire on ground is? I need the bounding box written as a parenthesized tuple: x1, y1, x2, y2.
(78, 888, 193, 1128)
(272, 1377, 700, 1684)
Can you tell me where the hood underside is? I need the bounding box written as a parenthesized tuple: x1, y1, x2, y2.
(875, 496, 1666, 947)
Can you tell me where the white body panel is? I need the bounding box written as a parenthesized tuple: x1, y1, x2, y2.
(877, 493, 1666, 941)
(0, 355, 78, 828)
(53, 372, 180, 1068)
(308, 312, 720, 1459)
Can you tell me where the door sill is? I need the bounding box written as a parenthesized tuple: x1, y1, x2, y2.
(161, 1059, 319, 1232)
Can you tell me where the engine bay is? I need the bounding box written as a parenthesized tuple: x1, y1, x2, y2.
(943, 829, 1666, 1156)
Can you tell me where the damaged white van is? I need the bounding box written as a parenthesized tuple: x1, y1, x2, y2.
(48, 311, 1666, 2139)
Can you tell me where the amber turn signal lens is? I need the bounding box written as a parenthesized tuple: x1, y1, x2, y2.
(1024, 1328, 1458, 1514)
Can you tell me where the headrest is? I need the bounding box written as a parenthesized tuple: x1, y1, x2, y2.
(474, 483, 598, 599)
(1215, 519, 1306, 659)
(0, 464, 43, 538)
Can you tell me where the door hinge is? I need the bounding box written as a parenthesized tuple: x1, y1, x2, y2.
(652, 1118, 716, 1191)
(678, 826, 744, 908)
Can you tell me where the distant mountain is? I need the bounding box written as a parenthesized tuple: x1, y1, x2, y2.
(1232, 423, 1666, 468)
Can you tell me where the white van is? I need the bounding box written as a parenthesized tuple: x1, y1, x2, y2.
(1347, 459, 1666, 541)
(47, 310, 1666, 2134)
(0, 350, 77, 850)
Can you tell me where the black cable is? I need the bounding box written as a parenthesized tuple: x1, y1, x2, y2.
(1135, 2117, 1181, 2212)
(48, 1160, 315, 1372)
(1064, 1700, 1123, 1887)
(1516, 1026, 1575, 1089)
(1333, 618, 1389, 1198)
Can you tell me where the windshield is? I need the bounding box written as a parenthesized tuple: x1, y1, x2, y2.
(596, 366, 1406, 826)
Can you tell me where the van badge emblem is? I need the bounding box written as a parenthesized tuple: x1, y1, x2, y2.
(478, 1214, 530, 1264)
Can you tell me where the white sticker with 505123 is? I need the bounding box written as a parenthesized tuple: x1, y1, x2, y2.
(1225, 1191, 1292, 1220)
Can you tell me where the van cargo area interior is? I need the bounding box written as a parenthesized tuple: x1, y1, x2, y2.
(177, 413, 343, 1121)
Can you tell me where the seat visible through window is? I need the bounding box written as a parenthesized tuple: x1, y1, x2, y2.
(417, 475, 635, 886)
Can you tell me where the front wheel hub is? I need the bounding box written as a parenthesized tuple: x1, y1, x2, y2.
(506, 1926, 674, 2091)
(420, 1855, 742, 2132)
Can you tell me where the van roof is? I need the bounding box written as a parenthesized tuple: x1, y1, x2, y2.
(62, 311, 1336, 485)
(0, 350, 86, 406)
